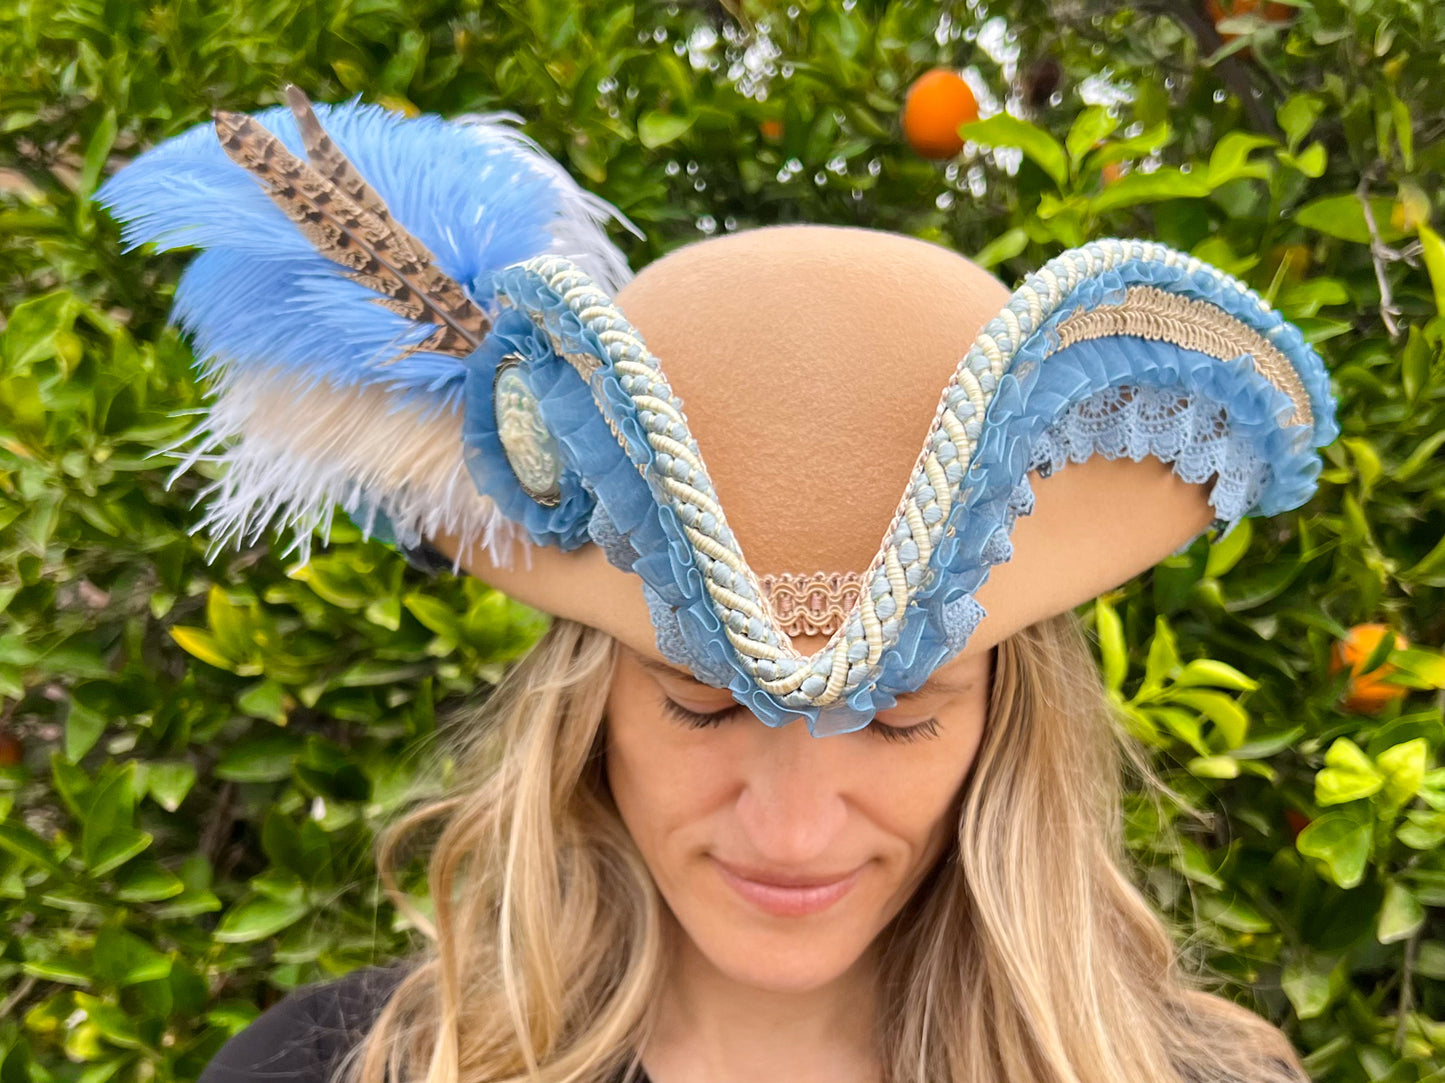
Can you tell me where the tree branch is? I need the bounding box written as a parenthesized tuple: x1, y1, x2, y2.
(1357, 172, 1404, 340)
(1144, 0, 1281, 137)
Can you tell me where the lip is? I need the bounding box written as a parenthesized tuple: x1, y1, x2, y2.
(712, 858, 863, 917)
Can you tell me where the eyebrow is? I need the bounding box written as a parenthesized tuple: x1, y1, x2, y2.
(634, 655, 982, 697)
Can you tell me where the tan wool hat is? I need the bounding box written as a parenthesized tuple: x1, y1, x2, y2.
(96, 89, 1338, 736)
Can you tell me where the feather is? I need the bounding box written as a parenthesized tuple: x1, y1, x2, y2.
(96, 96, 637, 402)
(96, 94, 640, 562)
(212, 103, 488, 358)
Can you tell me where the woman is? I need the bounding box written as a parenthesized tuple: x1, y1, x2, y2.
(98, 91, 1335, 1083)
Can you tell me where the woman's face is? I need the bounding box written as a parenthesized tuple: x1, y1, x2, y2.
(604, 643, 994, 994)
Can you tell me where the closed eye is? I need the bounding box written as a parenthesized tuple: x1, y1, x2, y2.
(659, 697, 940, 742)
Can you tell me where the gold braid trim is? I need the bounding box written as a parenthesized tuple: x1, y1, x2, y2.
(1054, 286, 1312, 428)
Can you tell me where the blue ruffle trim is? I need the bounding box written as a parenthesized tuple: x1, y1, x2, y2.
(864, 259, 1338, 710)
(459, 306, 599, 550)
(485, 266, 774, 715)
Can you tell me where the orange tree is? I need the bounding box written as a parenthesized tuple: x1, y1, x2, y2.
(1, 1, 1444, 1080)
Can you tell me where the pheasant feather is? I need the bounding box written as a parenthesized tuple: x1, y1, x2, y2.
(212, 89, 489, 357)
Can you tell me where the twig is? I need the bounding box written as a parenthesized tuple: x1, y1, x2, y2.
(0, 974, 36, 1018)
(199, 780, 238, 866)
(1394, 929, 1419, 1053)
(1357, 174, 1404, 340)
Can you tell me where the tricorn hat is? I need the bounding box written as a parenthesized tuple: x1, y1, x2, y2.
(96, 90, 1338, 736)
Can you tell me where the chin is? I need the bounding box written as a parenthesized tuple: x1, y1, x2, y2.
(670, 878, 885, 993)
(694, 921, 872, 993)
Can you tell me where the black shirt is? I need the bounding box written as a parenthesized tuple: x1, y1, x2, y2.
(198, 965, 409, 1083)
(196, 966, 651, 1083)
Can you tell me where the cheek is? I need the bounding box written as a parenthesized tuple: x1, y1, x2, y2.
(603, 691, 736, 876)
(864, 707, 989, 871)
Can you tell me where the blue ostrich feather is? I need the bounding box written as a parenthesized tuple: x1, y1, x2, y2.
(95, 96, 635, 403)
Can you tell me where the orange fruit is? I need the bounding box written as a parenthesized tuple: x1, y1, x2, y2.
(1329, 623, 1409, 714)
(0, 729, 20, 767)
(1101, 161, 1126, 185)
(1284, 809, 1311, 841)
(760, 119, 784, 142)
(902, 68, 979, 160)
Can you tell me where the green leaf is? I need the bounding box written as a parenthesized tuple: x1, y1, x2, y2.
(1377, 880, 1425, 943)
(0, 822, 64, 872)
(1396, 810, 1445, 850)
(1277, 141, 1327, 178)
(1065, 105, 1119, 165)
(214, 894, 312, 943)
(63, 700, 107, 763)
(21, 959, 92, 986)
(2, 291, 80, 370)
(959, 115, 1067, 187)
(637, 111, 694, 149)
(1205, 518, 1253, 578)
(1402, 529, 1445, 587)
(1277, 94, 1324, 150)
(1140, 615, 1180, 694)
(366, 594, 402, 631)
(1315, 738, 1384, 806)
(1417, 224, 1445, 316)
(80, 107, 118, 197)
(1199, 893, 1272, 932)
(1391, 648, 1445, 688)
(1087, 167, 1213, 214)
(1088, 122, 1171, 167)
(1171, 838, 1225, 889)
(1390, 90, 1414, 169)
(87, 828, 153, 876)
(1281, 953, 1335, 1019)
(1376, 738, 1427, 807)
(1294, 194, 1408, 244)
(215, 732, 302, 783)
(1169, 688, 1249, 749)
(1341, 437, 1383, 493)
(237, 679, 289, 724)
(114, 863, 185, 902)
(1093, 598, 1127, 692)
(1206, 131, 1276, 186)
(146, 761, 196, 813)
(972, 227, 1028, 269)
(1415, 941, 1445, 981)
(1297, 810, 1373, 889)
(1187, 755, 1240, 779)
(1173, 659, 1259, 692)
(81, 764, 140, 870)
(93, 925, 172, 986)
(403, 593, 461, 638)
(169, 626, 238, 671)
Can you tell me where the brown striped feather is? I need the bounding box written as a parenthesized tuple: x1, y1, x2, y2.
(212, 105, 489, 360)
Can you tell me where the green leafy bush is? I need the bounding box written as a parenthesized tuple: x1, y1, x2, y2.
(1, 1, 1443, 1080)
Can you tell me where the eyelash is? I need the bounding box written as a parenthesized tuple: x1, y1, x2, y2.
(658, 698, 941, 743)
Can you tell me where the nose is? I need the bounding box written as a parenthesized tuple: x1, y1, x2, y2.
(733, 714, 850, 868)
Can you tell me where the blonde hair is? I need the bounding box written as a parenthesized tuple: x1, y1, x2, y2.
(345, 613, 1307, 1083)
